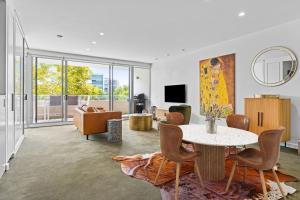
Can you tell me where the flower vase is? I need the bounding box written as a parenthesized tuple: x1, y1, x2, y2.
(206, 119, 217, 134)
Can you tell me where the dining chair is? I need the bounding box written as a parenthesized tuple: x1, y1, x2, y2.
(166, 112, 193, 149)
(226, 114, 250, 131)
(225, 128, 286, 200)
(154, 123, 204, 200)
(226, 114, 250, 155)
(166, 112, 185, 125)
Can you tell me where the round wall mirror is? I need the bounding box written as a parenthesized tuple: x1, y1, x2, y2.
(251, 46, 298, 86)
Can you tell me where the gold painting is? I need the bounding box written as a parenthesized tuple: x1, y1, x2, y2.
(199, 53, 235, 117)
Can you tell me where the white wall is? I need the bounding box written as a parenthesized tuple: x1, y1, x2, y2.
(0, 0, 6, 177)
(134, 67, 150, 98)
(0, 0, 6, 95)
(151, 19, 300, 148)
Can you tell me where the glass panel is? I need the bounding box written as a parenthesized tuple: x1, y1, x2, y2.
(34, 58, 63, 123)
(66, 61, 110, 121)
(133, 67, 150, 113)
(14, 24, 24, 141)
(113, 66, 129, 114)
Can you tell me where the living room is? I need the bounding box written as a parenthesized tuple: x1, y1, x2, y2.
(1, 0, 300, 200)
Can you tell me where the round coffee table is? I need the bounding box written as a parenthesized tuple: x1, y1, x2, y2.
(179, 124, 258, 181)
(129, 114, 153, 131)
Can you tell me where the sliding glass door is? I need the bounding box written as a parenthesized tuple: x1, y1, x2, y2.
(31, 57, 150, 124)
(133, 67, 150, 112)
(66, 61, 110, 121)
(14, 22, 25, 143)
(112, 65, 130, 114)
(33, 58, 63, 123)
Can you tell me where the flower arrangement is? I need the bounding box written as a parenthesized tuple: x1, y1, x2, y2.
(205, 104, 227, 121)
(205, 104, 229, 133)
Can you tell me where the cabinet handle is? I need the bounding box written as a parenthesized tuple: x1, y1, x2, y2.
(260, 112, 263, 127)
(257, 112, 260, 126)
(11, 93, 14, 111)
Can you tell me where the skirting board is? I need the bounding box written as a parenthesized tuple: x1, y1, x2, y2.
(285, 141, 298, 149)
(0, 164, 5, 178)
(14, 134, 24, 156)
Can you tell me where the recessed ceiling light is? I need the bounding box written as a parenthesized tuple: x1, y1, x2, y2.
(238, 11, 246, 17)
(56, 34, 63, 38)
(91, 41, 97, 45)
(99, 32, 105, 36)
(167, 54, 170, 56)
(86, 48, 90, 51)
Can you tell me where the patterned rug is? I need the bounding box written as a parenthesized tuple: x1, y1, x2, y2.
(113, 152, 297, 200)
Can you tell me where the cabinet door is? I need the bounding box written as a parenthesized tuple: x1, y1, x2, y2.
(260, 99, 279, 132)
(245, 99, 262, 134)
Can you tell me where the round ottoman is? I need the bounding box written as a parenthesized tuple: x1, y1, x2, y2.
(129, 114, 153, 131)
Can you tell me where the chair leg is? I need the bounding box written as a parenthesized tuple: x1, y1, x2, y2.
(154, 157, 166, 185)
(259, 170, 268, 200)
(272, 168, 287, 200)
(175, 163, 181, 200)
(194, 160, 204, 187)
(225, 160, 237, 192)
(86, 135, 89, 140)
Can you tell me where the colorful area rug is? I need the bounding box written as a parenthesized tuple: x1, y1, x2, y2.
(113, 152, 297, 200)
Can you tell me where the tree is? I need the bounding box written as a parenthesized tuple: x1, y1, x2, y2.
(34, 64, 103, 96)
(114, 85, 128, 100)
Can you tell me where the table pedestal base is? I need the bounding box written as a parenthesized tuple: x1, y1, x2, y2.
(194, 144, 225, 181)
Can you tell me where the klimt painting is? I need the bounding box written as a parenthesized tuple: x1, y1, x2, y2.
(199, 53, 235, 117)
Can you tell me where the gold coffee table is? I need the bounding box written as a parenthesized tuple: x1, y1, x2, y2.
(129, 114, 153, 131)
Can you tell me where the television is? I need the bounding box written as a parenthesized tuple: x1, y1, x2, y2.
(164, 84, 186, 103)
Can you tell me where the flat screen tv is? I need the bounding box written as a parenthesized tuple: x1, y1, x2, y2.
(164, 84, 186, 103)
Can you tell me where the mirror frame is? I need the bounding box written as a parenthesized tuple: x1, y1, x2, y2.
(251, 46, 298, 87)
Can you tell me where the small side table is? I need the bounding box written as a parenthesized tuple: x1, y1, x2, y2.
(107, 119, 122, 143)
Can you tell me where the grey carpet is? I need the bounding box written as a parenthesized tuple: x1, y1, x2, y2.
(0, 121, 161, 200)
(0, 121, 299, 200)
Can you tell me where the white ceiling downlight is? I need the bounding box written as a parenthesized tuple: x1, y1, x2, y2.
(238, 11, 246, 17)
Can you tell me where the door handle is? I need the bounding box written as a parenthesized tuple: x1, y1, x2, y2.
(11, 93, 14, 111)
(257, 112, 260, 126)
(260, 112, 263, 127)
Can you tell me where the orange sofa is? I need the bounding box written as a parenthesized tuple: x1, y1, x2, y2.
(73, 108, 122, 140)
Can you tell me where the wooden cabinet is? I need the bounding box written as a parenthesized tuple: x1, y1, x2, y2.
(244, 98, 291, 142)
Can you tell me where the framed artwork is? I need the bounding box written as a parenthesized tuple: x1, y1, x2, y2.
(199, 53, 235, 117)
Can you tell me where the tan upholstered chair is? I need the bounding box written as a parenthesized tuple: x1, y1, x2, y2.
(225, 128, 286, 200)
(155, 124, 203, 200)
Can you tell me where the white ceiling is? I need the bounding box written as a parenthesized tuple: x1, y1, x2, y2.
(11, 0, 300, 63)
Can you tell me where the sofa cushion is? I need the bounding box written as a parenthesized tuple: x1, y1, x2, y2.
(86, 107, 95, 112)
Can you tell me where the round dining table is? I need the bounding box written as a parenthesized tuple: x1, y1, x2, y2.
(179, 124, 258, 181)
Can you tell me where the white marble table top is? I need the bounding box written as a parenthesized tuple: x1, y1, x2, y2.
(179, 124, 258, 147)
(129, 113, 152, 117)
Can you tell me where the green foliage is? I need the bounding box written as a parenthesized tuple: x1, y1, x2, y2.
(114, 85, 129, 100)
(34, 64, 103, 96)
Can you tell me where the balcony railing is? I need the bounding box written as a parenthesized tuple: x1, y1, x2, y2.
(33, 95, 129, 122)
